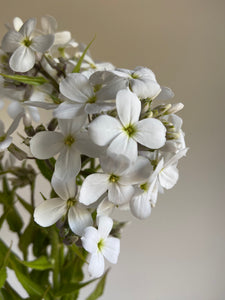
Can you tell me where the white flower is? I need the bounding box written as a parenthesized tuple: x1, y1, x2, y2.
(54, 73, 115, 119)
(79, 154, 151, 206)
(81, 216, 120, 278)
(0, 112, 23, 152)
(1, 18, 54, 72)
(130, 148, 188, 218)
(90, 66, 161, 99)
(34, 175, 93, 236)
(88, 88, 166, 163)
(30, 117, 101, 181)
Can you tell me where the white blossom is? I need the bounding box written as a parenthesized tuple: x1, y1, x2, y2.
(81, 216, 120, 278)
(1, 18, 54, 72)
(88, 88, 166, 163)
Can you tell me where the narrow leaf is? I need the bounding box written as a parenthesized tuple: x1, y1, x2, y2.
(86, 270, 109, 300)
(18, 256, 53, 270)
(0, 267, 7, 288)
(0, 73, 48, 86)
(16, 194, 33, 214)
(54, 279, 97, 297)
(35, 158, 55, 182)
(72, 36, 96, 73)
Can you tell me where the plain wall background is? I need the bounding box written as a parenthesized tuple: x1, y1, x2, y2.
(0, 1, 225, 299)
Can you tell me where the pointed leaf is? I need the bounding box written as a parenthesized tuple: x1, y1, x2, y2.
(18, 256, 53, 270)
(0, 267, 7, 288)
(16, 194, 34, 214)
(35, 158, 55, 182)
(86, 270, 109, 300)
(0, 73, 48, 86)
(72, 36, 96, 73)
(54, 278, 97, 297)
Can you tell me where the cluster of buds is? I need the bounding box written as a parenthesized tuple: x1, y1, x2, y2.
(0, 16, 187, 278)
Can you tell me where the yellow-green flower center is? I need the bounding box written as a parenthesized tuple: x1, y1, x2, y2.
(97, 238, 105, 251)
(67, 198, 76, 209)
(109, 174, 120, 183)
(22, 38, 32, 47)
(123, 124, 136, 137)
(140, 182, 149, 192)
(131, 73, 139, 79)
(0, 135, 6, 142)
(64, 135, 75, 146)
(87, 95, 97, 103)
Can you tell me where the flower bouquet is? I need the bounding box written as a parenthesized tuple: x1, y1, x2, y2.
(0, 16, 187, 299)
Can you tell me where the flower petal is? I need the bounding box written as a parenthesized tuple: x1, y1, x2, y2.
(102, 237, 120, 264)
(116, 88, 141, 126)
(108, 183, 135, 205)
(30, 131, 64, 159)
(59, 73, 93, 103)
(88, 115, 121, 146)
(130, 193, 151, 219)
(34, 198, 67, 227)
(31, 34, 54, 53)
(54, 31, 71, 45)
(19, 18, 36, 37)
(54, 102, 85, 119)
(68, 204, 93, 236)
(79, 174, 109, 205)
(98, 216, 113, 239)
(51, 174, 76, 200)
(1, 30, 23, 52)
(88, 252, 105, 278)
(82, 226, 99, 253)
(9, 46, 35, 72)
(159, 165, 179, 189)
(135, 118, 166, 149)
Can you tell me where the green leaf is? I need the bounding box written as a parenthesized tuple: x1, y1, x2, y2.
(0, 267, 7, 288)
(54, 279, 97, 297)
(35, 158, 55, 182)
(18, 256, 53, 270)
(0, 73, 48, 86)
(72, 36, 96, 73)
(0, 207, 10, 228)
(86, 270, 109, 300)
(16, 195, 33, 214)
(5, 206, 23, 234)
(1, 282, 22, 300)
(19, 220, 36, 259)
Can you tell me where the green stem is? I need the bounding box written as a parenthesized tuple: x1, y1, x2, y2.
(51, 227, 60, 292)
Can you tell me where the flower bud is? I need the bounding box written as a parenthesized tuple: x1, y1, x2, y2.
(166, 103, 184, 114)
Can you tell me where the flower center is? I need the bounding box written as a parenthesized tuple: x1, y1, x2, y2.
(0, 135, 6, 142)
(22, 38, 32, 47)
(67, 198, 76, 209)
(131, 72, 139, 79)
(64, 135, 75, 146)
(123, 124, 136, 137)
(140, 182, 149, 192)
(97, 238, 105, 251)
(109, 174, 120, 183)
(87, 95, 97, 103)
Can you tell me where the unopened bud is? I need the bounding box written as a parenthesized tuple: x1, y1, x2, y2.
(166, 103, 184, 114)
(35, 124, 46, 133)
(23, 113, 32, 127)
(8, 143, 27, 160)
(25, 125, 35, 137)
(47, 118, 58, 131)
(166, 132, 180, 140)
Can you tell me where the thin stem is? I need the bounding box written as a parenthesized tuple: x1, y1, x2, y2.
(51, 227, 60, 292)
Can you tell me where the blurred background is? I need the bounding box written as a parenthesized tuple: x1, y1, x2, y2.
(0, 0, 225, 299)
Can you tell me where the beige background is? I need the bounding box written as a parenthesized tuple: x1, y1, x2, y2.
(0, 0, 225, 299)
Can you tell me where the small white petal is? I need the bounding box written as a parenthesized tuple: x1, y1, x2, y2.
(1, 30, 22, 52)
(54, 31, 71, 45)
(30, 131, 64, 159)
(97, 197, 115, 217)
(7, 101, 24, 119)
(34, 198, 67, 227)
(31, 34, 54, 53)
(79, 174, 109, 205)
(58, 117, 85, 136)
(116, 89, 141, 126)
(108, 183, 135, 205)
(88, 115, 121, 146)
(54, 146, 81, 181)
(130, 194, 151, 219)
(0, 137, 12, 151)
(6, 112, 23, 136)
(13, 17, 23, 31)
(154, 86, 174, 101)
(98, 216, 113, 239)
(82, 226, 99, 253)
(68, 204, 93, 236)
(159, 165, 179, 189)
(88, 252, 105, 278)
(54, 102, 85, 119)
(41, 15, 57, 34)
(19, 18, 36, 37)
(76, 131, 103, 158)
(9, 46, 35, 72)
(60, 73, 93, 103)
(51, 174, 76, 200)
(102, 237, 120, 264)
(107, 133, 137, 163)
(135, 118, 166, 149)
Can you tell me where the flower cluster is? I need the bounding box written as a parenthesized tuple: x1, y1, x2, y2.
(0, 16, 187, 280)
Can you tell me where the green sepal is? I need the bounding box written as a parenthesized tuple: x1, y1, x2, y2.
(72, 36, 96, 73)
(0, 73, 48, 86)
(18, 256, 53, 270)
(86, 270, 109, 300)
